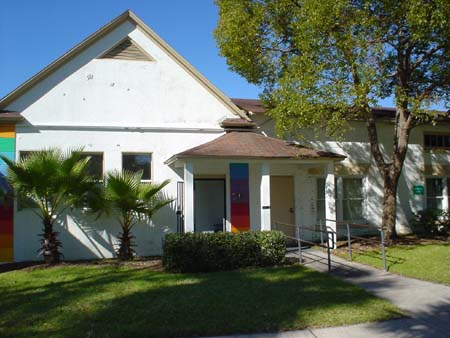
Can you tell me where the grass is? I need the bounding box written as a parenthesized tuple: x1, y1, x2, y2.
(336, 242, 450, 284)
(0, 263, 402, 338)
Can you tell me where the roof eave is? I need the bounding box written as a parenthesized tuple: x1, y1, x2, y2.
(165, 154, 346, 165)
(0, 112, 24, 123)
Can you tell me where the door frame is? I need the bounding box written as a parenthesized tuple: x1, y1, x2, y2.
(193, 177, 226, 232)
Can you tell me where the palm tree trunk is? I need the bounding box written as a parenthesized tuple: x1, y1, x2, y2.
(117, 226, 135, 260)
(41, 219, 62, 264)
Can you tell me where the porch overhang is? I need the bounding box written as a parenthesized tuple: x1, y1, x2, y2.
(165, 131, 346, 166)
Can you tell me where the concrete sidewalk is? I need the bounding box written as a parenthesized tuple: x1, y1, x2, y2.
(208, 249, 450, 338)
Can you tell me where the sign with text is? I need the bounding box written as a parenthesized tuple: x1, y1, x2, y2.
(413, 185, 424, 195)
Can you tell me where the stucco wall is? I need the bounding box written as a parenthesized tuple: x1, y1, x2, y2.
(7, 21, 238, 261)
(254, 116, 450, 233)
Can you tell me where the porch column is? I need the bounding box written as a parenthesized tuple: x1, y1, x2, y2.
(325, 162, 337, 248)
(184, 162, 194, 232)
(260, 163, 271, 230)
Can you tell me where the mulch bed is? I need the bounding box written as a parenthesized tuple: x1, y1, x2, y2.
(0, 256, 163, 274)
(336, 235, 449, 251)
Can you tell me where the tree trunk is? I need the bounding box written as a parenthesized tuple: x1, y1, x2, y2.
(367, 111, 411, 244)
(117, 226, 135, 260)
(40, 220, 62, 264)
(381, 177, 399, 242)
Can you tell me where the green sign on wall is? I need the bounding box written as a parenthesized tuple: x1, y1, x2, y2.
(413, 185, 424, 195)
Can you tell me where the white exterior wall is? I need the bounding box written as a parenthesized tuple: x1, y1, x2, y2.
(6, 21, 238, 261)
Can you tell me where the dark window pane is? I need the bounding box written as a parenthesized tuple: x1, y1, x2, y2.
(425, 134, 450, 149)
(424, 135, 431, 147)
(316, 178, 325, 221)
(343, 200, 364, 221)
(122, 154, 152, 180)
(19, 151, 32, 160)
(79, 153, 103, 178)
(426, 178, 444, 210)
(343, 178, 363, 199)
(426, 178, 443, 198)
(342, 178, 364, 220)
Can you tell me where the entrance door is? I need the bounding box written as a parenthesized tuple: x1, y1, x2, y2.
(194, 179, 226, 232)
(270, 176, 296, 240)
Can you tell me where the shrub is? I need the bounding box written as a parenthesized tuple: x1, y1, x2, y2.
(163, 231, 286, 272)
(410, 209, 450, 237)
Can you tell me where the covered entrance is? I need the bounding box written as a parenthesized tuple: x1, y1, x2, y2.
(166, 121, 345, 242)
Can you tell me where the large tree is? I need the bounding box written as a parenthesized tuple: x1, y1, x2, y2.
(215, 0, 450, 240)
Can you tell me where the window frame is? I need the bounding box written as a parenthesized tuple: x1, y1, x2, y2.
(340, 176, 366, 222)
(79, 152, 104, 180)
(121, 152, 153, 182)
(425, 177, 449, 211)
(424, 133, 450, 151)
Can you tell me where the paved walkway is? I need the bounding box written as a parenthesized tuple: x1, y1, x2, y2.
(208, 249, 450, 338)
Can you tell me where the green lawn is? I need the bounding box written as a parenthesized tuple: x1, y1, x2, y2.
(337, 242, 450, 284)
(0, 263, 402, 338)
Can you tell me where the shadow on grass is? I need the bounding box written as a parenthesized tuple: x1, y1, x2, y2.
(345, 243, 450, 271)
(0, 265, 402, 338)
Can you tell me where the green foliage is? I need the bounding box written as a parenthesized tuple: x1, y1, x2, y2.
(99, 170, 174, 260)
(0, 148, 100, 262)
(163, 231, 286, 272)
(410, 208, 450, 237)
(214, 0, 450, 136)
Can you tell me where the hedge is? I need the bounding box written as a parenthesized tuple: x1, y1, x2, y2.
(163, 231, 286, 272)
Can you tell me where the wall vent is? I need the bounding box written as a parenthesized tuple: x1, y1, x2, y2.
(99, 38, 154, 61)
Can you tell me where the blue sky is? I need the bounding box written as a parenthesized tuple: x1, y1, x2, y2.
(1, 1, 444, 110)
(0, 0, 261, 100)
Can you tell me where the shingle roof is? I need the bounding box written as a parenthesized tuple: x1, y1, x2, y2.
(220, 118, 256, 128)
(0, 111, 23, 123)
(166, 131, 345, 163)
(230, 98, 450, 121)
(231, 98, 266, 114)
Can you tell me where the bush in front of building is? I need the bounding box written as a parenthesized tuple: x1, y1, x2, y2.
(410, 209, 450, 237)
(163, 231, 286, 272)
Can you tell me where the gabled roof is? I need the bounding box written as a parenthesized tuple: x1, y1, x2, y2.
(166, 131, 345, 164)
(0, 10, 249, 121)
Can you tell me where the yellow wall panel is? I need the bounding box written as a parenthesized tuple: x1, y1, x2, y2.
(0, 248, 13, 262)
(0, 234, 13, 247)
(0, 125, 15, 138)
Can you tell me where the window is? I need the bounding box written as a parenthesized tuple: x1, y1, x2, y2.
(424, 134, 450, 150)
(316, 178, 326, 221)
(426, 178, 445, 210)
(122, 153, 152, 180)
(19, 151, 32, 160)
(342, 178, 364, 221)
(79, 153, 103, 179)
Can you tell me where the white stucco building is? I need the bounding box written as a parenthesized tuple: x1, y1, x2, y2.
(0, 11, 449, 262)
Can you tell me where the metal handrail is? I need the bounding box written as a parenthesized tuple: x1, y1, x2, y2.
(320, 219, 387, 271)
(275, 219, 387, 272)
(274, 221, 333, 272)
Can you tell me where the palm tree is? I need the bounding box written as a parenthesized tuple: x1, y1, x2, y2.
(101, 170, 173, 260)
(0, 148, 100, 263)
